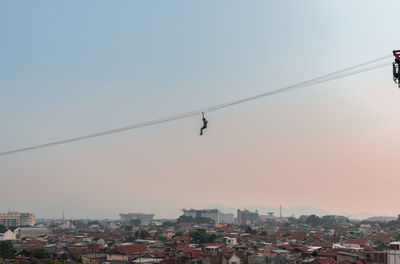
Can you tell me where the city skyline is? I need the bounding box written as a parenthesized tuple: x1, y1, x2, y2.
(3, 204, 397, 221)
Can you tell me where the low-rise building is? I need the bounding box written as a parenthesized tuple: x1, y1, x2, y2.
(14, 227, 50, 240)
(82, 253, 107, 264)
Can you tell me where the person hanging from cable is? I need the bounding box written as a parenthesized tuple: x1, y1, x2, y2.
(200, 112, 208, 135)
(393, 50, 400, 87)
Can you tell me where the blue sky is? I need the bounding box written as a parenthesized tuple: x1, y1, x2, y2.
(1, 0, 400, 219)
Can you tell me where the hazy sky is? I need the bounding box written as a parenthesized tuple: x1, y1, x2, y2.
(1, 0, 400, 219)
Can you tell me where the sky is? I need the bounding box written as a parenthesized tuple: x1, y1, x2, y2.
(1, 0, 400, 219)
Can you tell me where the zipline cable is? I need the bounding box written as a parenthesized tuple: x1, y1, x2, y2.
(0, 56, 392, 157)
(205, 61, 392, 112)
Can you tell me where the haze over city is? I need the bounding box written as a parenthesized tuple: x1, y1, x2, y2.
(2, 0, 400, 220)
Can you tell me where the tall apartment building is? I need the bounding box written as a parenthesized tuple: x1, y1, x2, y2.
(0, 212, 35, 228)
(220, 213, 235, 224)
(237, 209, 259, 225)
(119, 213, 155, 225)
(182, 209, 220, 223)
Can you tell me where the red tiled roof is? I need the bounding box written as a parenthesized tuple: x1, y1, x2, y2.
(366, 235, 391, 243)
(25, 240, 46, 246)
(312, 233, 323, 240)
(317, 257, 337, 264)
(150, 252, 165, 258)
(110, 244, 149, 254)
(363, 246, 376, 252)
(220, 247, 234, 253)
(317, 249, 337, 257)
(290, 235, 306, 241)
(201, 243, 224, 247)
(294, 247, 311, 253)
(344, 238, 368, 246)
(281, 244, 294, 250)
(312, 242, 333, 248)
(180, 248, 201, 259)
(174, 236, 190, 242)
(22, 247, 40, 253)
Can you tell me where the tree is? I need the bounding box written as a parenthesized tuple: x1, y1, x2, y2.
(177, 215, 214, 224)
(123, 225, 133, 231)
(16, 259, 31, 264)
(0, 241, 14, 259)
(69, 253, 81, 262)
(298, 215, 309, 223)
(260, 231, 268, 236)
(59, 252, 70, 261)
(31, 248, 49, 259)
(134, 230, 151, 239)
(162, 221, 175, 228)
(189, 229, 218, 243)
(44, 260, 62, 264)
(305, 215, 322, 227)
(287, 217, 298, 224)
(88, 220, 99, 226)
(321, 215, 337, 228)
(125, 236, 136, 242)
(172, 232, 184, 238)
(244, 226, 256, 234)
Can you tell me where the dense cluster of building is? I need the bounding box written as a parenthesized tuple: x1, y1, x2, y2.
(1, 209, 400, 264)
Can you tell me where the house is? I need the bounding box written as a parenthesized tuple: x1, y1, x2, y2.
(81, 253, 107, 264)
(313, 257, 337, 264)
(248, 255, 267, 264)
(131, 258, 163, 263)
(225, 237, 238, 246)
(0, 229, 15, 240)
(107, 243, 149, 261)
(223, 253, 241, 264)
(342, 239, 368, 249)
(336, 251, 359, 263)
(362, 247, 386, 264)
